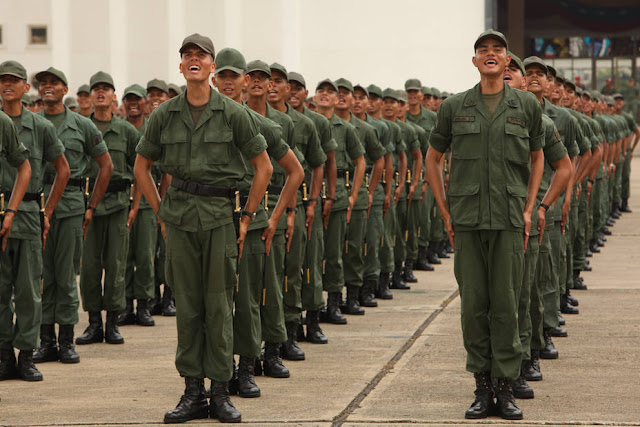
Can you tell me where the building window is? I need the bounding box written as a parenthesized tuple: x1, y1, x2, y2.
(29, 26, 48, 45)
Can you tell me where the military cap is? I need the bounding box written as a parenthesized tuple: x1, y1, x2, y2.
(605, 96, 615, 106)
(214, 48, 246, 75)
(523, 56, 548, 74)
(122, 84, 146, 100)
(396, 90, 408, 103)
(90, 71, 115, 90)
(546, 64, 557, 78)
(582, 89, 593, 100)
(246, 60, 271, 77)
(575, 86, 583, 96)
(441, 91, 450, 98)
(367, 84, 383, 98)
(474, 29, 508, 51)
(0, 60, 27, 80)
(269, 62, 288, 80)
(613, 93, 624, 100)
(21, 93, 31, 105)
(30, 93, 42, 103)
(555, 71, 565, 84)
(335, 78, 354, 93)
(382, 88, 399, 101)
(564, 79, 576, 91)
(167, 83, 182, 95)
(64, 96, 78, 109)
(592, 90, 602, 101)
(353, 84, 369, 97)
(421, 86, 434, 96)
(305, 97, 316, 107)
(405, 78, 422, 91)
(507, 51, 525, 75)
(147, 78, 169, 94)
(316, 78, 338, 93)
(35, 67, 68, 86)
(77, 84, 90, 95)
(432, 87, 442, 98)
(180, 33, 215, 57)
(288, 71, 306, 88)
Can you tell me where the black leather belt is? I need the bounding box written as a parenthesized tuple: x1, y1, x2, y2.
(267, 185, 283, 195)
(171, 177, 236, 198)
(0, 191, 41, 202)
(44, 174, 83, 189)
(105, 179, 131, 193)
(336, 169, 353, 178)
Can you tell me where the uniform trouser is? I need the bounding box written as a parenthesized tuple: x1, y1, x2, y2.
(517, 238, 540, 361)
(323, 209, 347, 293)
(614, 160, 623, 204)
(538, 230, 557, 334)
(260, 232, 287, 343)
(592, 178, 604, 236)
(302, 202, 324, 311)
(572, 190, 588, 271)
(125, 208, 157, 300)
(607, 175, 614, 210)
(550, 220, 566, 309)
(419, 189, 433, 247)
(165, 222, 236, 381)
(42, 214, 82, 325)
(429, 195, 445, 243)
(363, 204, 384, 282)
(454, 230, 524, 380)
(284, 207, 305, 324)
(587, 189, 595, 243)
(406, 198, 421, 261)
(622, 151, 632, 200)
(79, 208, 129, 312)
(564, 199, 578, 290)
(379, 202, 396, 274)
(155, 228, 166, 286)
(343, 209, 367, 287)
(394, 199, 407, 264)
(0, 237, 42, 351)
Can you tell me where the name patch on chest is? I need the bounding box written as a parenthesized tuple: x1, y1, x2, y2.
(453, 116, 475, 122)
(506, 117, 526, 128)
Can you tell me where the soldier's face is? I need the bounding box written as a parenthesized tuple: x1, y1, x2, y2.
(288, 81, 307, 109)
(38, 75, 68, 105)
(525, 66, 547, 96)
(247, 71, 272, 98)
(551, 80, 564, 102)
(473, 39, 509, 77)
(562, 87, 575, 108)
(314, 85, 337, 109)
(268, 71, 290, 104)
(335, 87, 353, 112)
(396, 100, 407, 118)
(503, 64, 524, 89)
(179, 47, 215, 83)
(77, 93, 91, 109)
(352, 89, 369, 115)
(147, 88, 169, 112)
(406, 89, 422, 106)
(382, 97, 398, 119)
(0, 75, 29, 103)
(213, 70, 248, 101)
(123, 94, 145, 118)
(421, 94, 433, 110)
(615, 98, 624, 111)
(368, 94, 382, 114)
(91, 84, 116, 109)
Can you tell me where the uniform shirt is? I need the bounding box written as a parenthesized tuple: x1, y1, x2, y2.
(366, 114, 393, 207)
(429, 83, 544, 232)
(348, 113, 386, 210)
(543, 99, 580, 158)
(406, 121, 429, 201)
(382, 119, 407, 172)
(0, 107, 65, 240)
(328, 114, 365, 211)
(406, 105, 437, 146)
(303, 107, 338, 155)
(136, 89, 267, 232)
(39, 106, 108, 219)
(128, 118, 163, 211)
(396, 120, 421, 200)
(0, 111, 29, 168)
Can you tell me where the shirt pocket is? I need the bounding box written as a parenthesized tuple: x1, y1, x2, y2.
(504, 122, 530, 164)
(447, 183, 480, 227)
(203, 129, 231, 165)
(108, 139, 128, 173)
(506, 183, 528, 229)
(160, 128, 188, 166)
(451, 121, 481, 160)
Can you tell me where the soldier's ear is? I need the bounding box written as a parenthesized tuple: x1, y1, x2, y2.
(472, 56, 478, 69)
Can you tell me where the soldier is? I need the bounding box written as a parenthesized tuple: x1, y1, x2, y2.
(135, 34, 273, 424)
(76, 71, 141, 346)
(426, 31, 544, 420)
(613, 93, 639, 213)
(64, 97, 78, 112)
(167, 83, 181, 99)
(76, 84, 92, 117)
(32, 67, 113, 365)
(0, 60, 70, 381)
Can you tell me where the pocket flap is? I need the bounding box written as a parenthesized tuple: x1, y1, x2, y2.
(506, 184, 528, 197)
(204, 130, 233, 143)
(448, 183, 480, 197)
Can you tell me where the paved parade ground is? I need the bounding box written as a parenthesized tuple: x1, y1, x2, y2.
(2, 157, 640, 427)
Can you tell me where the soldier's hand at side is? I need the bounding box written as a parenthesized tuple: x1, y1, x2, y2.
(561, 198, 571, 235)
(394, 186, 402, 205)
(42, 215, 51, 249)
(262, 217, 277, 256)
(322, 199, 333, 229)
(285, 211, 296, 252)
(537, 206, 546, 245)
(158, 218, 166, 241)
(576, 182, 582, 199)
(0, 211, 16, 251)
(442, 211, 455, 250)
(305, 201, 316, 240)
(367, 193, 373, 218)
(346, 195, 355, 223)
(237, 216, 250, 258)
(126, 207, 138, 230)
(383, 194, 390, 217)
(82, 208, 94, 240)
(420, 182, 428, 202)
(587, 180, 593, 201)
(523, 210, 532, 252)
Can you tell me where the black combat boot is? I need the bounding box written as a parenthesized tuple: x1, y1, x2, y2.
(262, 342, 290, 378)
(305, 310, 328, 344)
(344, 285, 365, 315)
(606, 217, 615, 226)
(33, 324, 58, 363)
(586, 248, 593, 257)
(560, 293, 579, 315)
(464, 372, 494, 419)
(234, 356, 260, 398)
(376, 272, 393, 300)
(326, 292, 347, 324)
(117, 298, 136, 326)
(612, 202, 622, 219)
(437, 240, 450, 259)
(540, 329, 559, 359)
(75, 312, 103, 345)
(572, 271, 587, 290)
(589, 239, 601, 253)
(511, 371, 534, 399)
(210, 380, 241, 423)
(548, 325, 568, 337)
(426, 242, 441, 265)
(445, 240, 454, 253)
(403, 260, 418, 283)
(621, 198, 632, 213)
(602, 226, 612, 236)
(162, 286, 176, 316)
(164, 377, 209, 424)
(149, 285, 162, 316)
(390, 262, 410, 290)
(522, 353, 542, 381)
(566, 289, 579, 306)
(58, 325, 80, 364)
(17, 350, 43, 381)
(0, 348, 19, 381)
(282, 322, 305, 361)
(105, 311, 125, 344)
(414, 246, 434, 271)
(360, 278, 378, 307)
(495, 378, 523, 419)
(135, 299, 155, 326)
(558, 312, 565, 326)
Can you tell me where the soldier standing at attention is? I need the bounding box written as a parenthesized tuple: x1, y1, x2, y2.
(76, 84, 92, 118)
(426, 31, 544, 420)
(135, 34, 272, 424)
(32, 67, 113, 365)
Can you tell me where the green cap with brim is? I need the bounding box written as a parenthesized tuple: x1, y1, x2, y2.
(613, 93, 624, 100)
(180, 33, 215, 57)
(269, 62, 288, 80)
(575, 87, 583, 96)
(382, 88, 399, 101)
(353, 84, 369, 97)
(147, 79, 169, 94)
(564, 79, 576, 91)
(90, 71, 115, 90)
(441, 91, 450, 98)
(214, 48, 246, 75)
(21, 93, 31, 105)
(507, 51, 525, 75)
(122, 84, 147, 100)
(432, 88, 442, 98)
(396, 90, 408, 103)
(405, 78, 422, 91)
(288, 71, 306, 88)
(316, 78, 338, 93)
(582, 90, 593, 100)
(167, 83, 182, 95)
(77, 84, 90, 95)
(30, 93, 42, 103)
(246, 60, 271, 77)
(421, 86, 434, 96)
(605, 96, 615, 106)
(64, 96, 78, 108)
(367, 84, 383, 98)
(474, 29, 508, 51)
(0, 60, 27, 80)
(335, 78, 354, 93)
(546, 64, 557, 78)
(523, 56, 548, 74)
(305, 97, 316, 107)
(35, 67, 68, 86)
(555, 72, 565, 84)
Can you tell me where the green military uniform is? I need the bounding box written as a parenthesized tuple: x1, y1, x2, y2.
(0, 107, 65, 352)
(404, 120, 429, 269)
(620, 110, 636, 205)
(137, 87, 267, 382)
(429, 82, 544, 380)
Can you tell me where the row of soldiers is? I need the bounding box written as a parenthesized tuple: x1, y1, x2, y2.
(0, 30, 636, 423)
